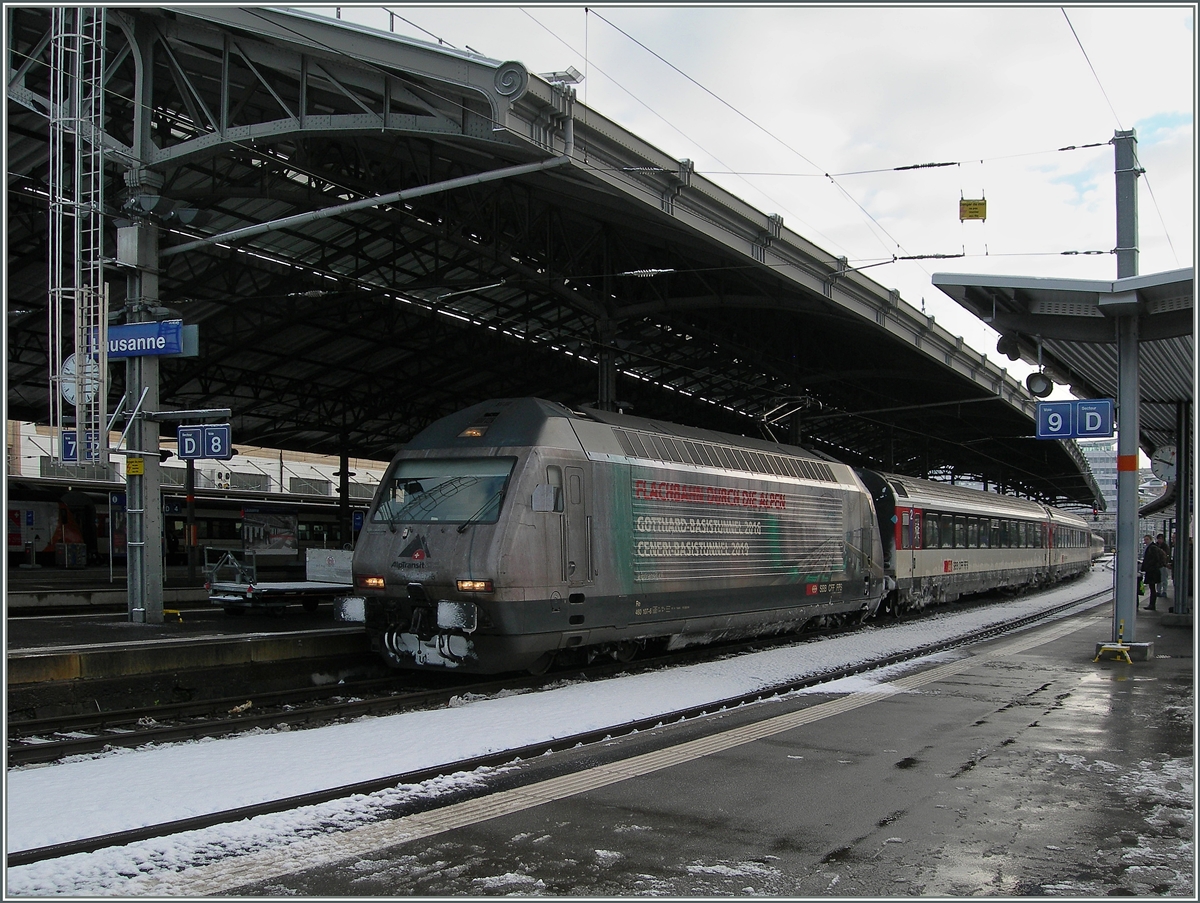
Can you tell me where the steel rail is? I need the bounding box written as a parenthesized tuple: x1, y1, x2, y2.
(6, 587, 1109, 868)
(5, 587, 1014, 764)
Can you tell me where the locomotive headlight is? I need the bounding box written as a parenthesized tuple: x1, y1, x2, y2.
(456, 579, 494, 593)
(358, 575, 385, 590)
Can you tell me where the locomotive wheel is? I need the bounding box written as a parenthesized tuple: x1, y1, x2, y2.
(612, 641, 638, 663)
(525, 651, 556, 675)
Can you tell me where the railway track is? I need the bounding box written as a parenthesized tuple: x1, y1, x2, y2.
(7, 584, 1110, 868)
(6, 583, 1103, 767)
(5, 617, 855, 766)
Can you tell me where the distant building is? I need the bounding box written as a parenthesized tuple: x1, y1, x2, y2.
(1076, 437, 1117, 512)
(6, 420, 389, 499)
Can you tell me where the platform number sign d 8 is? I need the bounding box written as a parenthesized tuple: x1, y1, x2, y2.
(177, 423, 232, 460)
(204, 424, 231, 459)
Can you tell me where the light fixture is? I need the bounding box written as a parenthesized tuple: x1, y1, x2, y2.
(996, 334, 1021, 361)
(456, 579, 494, 593)
(1026, 371, 1053, 398)
(539, 66, 583, 85)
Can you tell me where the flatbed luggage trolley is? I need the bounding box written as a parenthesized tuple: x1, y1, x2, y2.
(207, 549, 353, 615)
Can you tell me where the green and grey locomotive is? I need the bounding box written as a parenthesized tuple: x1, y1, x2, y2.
(351, 398, 1093, 673)
(352, 398, 888, 673)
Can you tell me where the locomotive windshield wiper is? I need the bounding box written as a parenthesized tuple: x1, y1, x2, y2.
(391, 476, 477, 521)
(456, 488, 503, 533)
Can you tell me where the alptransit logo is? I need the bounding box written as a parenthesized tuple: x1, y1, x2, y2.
(399, 535, 431, 561)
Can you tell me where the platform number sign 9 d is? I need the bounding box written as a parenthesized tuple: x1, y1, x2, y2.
(177, 423, 233, 460)
(1036, 399, 1114, 440)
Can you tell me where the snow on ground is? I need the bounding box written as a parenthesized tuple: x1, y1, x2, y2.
(7, 570, 1115, 895)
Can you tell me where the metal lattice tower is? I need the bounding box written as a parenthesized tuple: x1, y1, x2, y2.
(48, 6, 107, 465)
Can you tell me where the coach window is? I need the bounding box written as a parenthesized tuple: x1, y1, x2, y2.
(924, 513, 939, 549)
(940, 515, 954, 548)
(953, 517, 966, 549)
(967, 518, 979, 549)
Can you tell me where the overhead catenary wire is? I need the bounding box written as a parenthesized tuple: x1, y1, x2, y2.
(1060, 8, 1180, 266)
(638, 142, 1111, 179)
(516, 7, 856, 260)
(8, 12, 1130, 277)
(585, 8, 916, 263)
(1061, 8, 1124, 131)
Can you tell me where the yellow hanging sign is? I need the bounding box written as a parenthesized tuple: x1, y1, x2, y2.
(959, 198, 987, 221)
(126, 456, 144, 476)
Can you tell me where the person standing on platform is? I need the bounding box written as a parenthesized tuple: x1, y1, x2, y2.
(1141, 533, 1166, 610)
(1156, 533, 1172, 599)
(1139, 534, 1153, 596)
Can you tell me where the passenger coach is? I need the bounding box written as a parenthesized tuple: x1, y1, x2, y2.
(856, 471, 1093, 614)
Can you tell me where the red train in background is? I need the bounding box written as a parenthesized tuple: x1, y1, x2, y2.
(7, 476, 365, 568)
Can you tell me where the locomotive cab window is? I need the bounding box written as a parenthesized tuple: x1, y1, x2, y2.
(532, 466, 564, 512)
(373, 457, 516, 525)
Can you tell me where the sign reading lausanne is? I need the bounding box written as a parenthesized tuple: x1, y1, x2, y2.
(100, 320, 184, 358)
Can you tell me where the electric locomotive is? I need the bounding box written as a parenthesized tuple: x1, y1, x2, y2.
(352, 398, 888, 673)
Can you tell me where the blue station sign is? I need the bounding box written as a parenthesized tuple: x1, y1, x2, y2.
(105, 320, 184, 358)
(177, 423, 233, 460)
(61, 429, 101, 462)
(1036, 398, 1115, 440)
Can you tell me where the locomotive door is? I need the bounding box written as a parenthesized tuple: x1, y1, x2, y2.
(564, 464, 592, 586)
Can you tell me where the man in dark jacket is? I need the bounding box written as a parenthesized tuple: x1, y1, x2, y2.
(1141, 534, 1166, 610)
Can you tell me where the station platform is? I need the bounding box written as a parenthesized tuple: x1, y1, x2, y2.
(5, 558, 376, 710)
(218, 600, 1194, 897)
(6, 615, 369, 688)
(6, 562, 286, 612)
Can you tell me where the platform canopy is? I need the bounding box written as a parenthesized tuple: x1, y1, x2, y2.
(932, 268, 1194, 456)
(5, 6, 1103, 506)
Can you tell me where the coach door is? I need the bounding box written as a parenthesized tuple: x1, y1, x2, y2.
(564, 464, 593, 586)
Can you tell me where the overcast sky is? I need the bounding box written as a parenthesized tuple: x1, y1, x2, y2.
(302, 4, 1195, 393)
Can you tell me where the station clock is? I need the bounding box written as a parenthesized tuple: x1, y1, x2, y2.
(1150, 444, 1177, 482)
(58, 353, 100, 407)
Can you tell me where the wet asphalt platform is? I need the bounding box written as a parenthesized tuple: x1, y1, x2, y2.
(210, 599, 1193, 898)
(5, 568, 1195, 894)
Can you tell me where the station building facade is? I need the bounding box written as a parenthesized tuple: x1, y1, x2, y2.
(6, 421, 388, 499)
